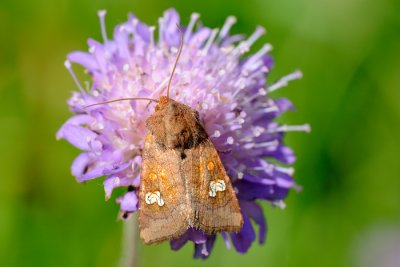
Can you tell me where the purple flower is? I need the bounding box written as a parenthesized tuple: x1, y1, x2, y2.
(58, 8, 309, 258)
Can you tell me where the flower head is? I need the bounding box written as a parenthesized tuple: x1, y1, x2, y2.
(57, 8, 309, 258)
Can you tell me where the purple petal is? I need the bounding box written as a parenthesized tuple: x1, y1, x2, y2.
(77, 163, 108, 182)
(221, 34, 245, 46)
(57, 124, 98, 151)
(193, 235, 216, 259)
(87, 39, 108, 74)
(170, 233, 190, 251)
(190, 229, 208, 244)
(162, 9, 181, 47)
(262, 55, 274, 70)
(116, 191, 138, 212)
(276, 173, 294, 188)
(241, 201, 267, 244)
(60, 114, 93, 127)
(170, 228, 207, 251)
(56, 115, 93, 138)
(136, 21, 151, 43)
(113, 25, 130, 60)
(272, 145, 296, 164)
(241, 173, 275, 186)
(221, 232, 231, 249)
(104, 175, 135, 199)
(230, 211, 255, 253)
(275, 98, 295, 114)
(68, 51, 98, 71)
(102, 161, 131, 176)
(188, 28, 211, 47)
(71, 152, 91, 177)
(236, 180, 290, 201)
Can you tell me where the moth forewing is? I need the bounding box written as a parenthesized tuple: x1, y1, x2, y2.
(184, 139, 243, 233)
(138, 133, 189, 244)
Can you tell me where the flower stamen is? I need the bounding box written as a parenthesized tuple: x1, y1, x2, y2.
(98, 10, 108, 43)
(268, 124, 311, 133)
(202, 28, 219, 55)
(217, 16, 237, 42)
(267, 70, 303, 93)
(243, 44, 273, 70)
(246, 26, 266, 48)
(184, 13, 200, 41)
(64, 60, 86, 94)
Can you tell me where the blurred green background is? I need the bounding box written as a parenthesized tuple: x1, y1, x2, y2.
(1, 0, 400, 266)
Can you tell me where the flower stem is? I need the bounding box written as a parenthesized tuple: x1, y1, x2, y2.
(118, 214, 138, 267)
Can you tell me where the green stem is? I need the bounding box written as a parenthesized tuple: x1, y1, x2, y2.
(118, 214, 138, 267)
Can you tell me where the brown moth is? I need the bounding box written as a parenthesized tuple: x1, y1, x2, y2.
(86, 26, 243, 244)
(139, 96, 243, 244)
(138, 27, 243, 244)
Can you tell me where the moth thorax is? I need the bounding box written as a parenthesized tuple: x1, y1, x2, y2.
(156, 96, 171, 110)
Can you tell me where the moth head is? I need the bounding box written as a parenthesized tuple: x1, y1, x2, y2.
(155, 96, 171, 111)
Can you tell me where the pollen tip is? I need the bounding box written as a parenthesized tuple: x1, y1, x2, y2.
(263, 43, 273, 51)
(295, 70, 304, 78)
(258, 88, 267, 95)
(256, 25, 266, 35)
(227, 136, 234, 144)
(191, 12, 200, 20)
(98, 10, 107, 17)
(293, 183, 303, 192)
(64, 60, 71, 69)
(227, 16, 237, 24)
(213, 130, 221, 138)
(89, 46, 96, 54)
(275, 200, 286, 209)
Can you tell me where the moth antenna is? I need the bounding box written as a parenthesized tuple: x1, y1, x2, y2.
(84, 97, 158, 108)
(166, 24, 184, 98)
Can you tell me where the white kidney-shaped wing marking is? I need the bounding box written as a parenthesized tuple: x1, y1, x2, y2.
(145, 191, 165, 206)
(209, 180, 226, 197)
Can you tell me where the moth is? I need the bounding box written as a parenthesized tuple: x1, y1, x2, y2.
(139, 93, 243, 243)
(88, 26, 243, 244)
